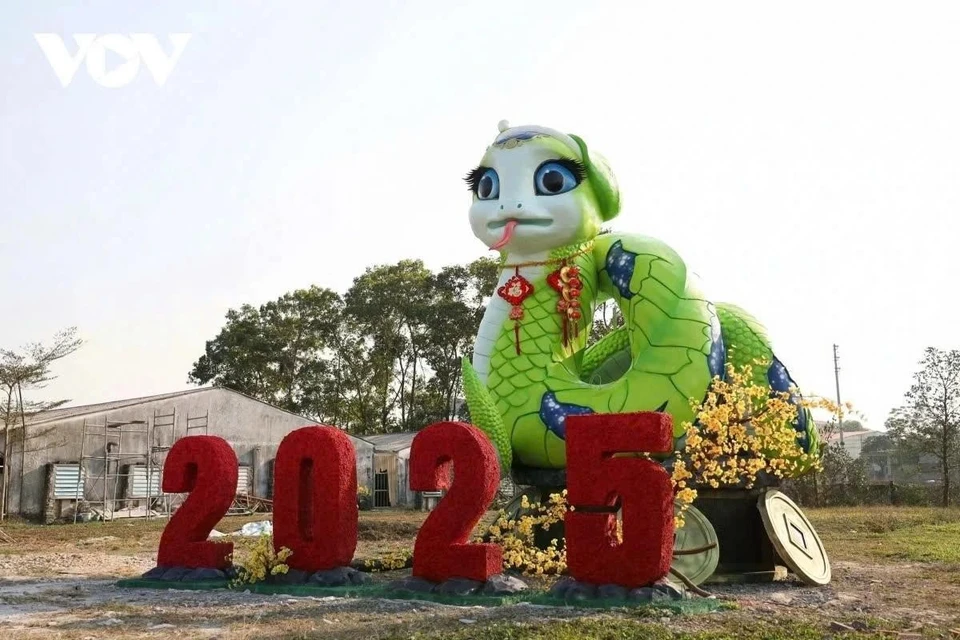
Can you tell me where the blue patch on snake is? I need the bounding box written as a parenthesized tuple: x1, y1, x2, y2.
(539, 392, 595, 440)
(708, 330, 726, 379)
(605, 240, 637, 299)
(767, 357, 810, 452)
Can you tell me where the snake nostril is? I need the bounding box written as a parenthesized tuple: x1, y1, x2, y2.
(516, 203, 523, 209)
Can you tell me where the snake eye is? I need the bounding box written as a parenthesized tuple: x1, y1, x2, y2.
(476, 168, 500, 200)
(535, 160, 582, 196)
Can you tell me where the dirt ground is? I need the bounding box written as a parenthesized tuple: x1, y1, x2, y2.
(0, 508, 958, 639)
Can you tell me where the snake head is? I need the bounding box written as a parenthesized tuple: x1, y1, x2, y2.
(466, 121, 620, 256)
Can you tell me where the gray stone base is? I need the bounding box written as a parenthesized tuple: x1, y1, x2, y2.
(269, 568, 312, 585)
(388, 573, 528, 596)
(549, 576, 686, 603)
(308, 566, 371, 587)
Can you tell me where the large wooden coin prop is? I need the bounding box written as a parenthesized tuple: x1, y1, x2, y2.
(670, 503, 719, 586)
(758, 489, 831, 586)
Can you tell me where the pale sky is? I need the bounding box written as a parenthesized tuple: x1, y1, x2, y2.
(2, 1, 958, 430)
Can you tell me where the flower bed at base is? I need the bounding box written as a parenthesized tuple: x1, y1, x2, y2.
(113, 577, 725, 614)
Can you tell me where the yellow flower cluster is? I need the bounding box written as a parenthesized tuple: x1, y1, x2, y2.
(357, 484, 371, 498)
(481, 491, 569, 576)
(671, 358, 842, 515)
(230, 534, 293, 587)
(475, 361, 855, 564)
(671, 459, 696, 529)
(363, 549, 412, 571)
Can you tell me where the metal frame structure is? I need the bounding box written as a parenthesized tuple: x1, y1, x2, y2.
(68, 408, 245, 522)
(145, 408, 176, 518)
(185, 411, 208, 436)
(73, 417, 149, 523)
(144, 409, 211, 517)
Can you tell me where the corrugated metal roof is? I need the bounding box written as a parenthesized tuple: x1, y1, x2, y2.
(364, 432, 416, 453)
(824, 429, 881, 441)
(22, 387, 372, 446)
(25, 388, 213, 426)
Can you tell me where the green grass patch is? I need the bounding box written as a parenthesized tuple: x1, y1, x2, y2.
(807, 507, 960, 564)
(865, 522, 960, 563)
(806, 507, 960, 535)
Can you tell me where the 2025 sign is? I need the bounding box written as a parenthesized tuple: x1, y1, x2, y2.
(153, 413, 675, 588)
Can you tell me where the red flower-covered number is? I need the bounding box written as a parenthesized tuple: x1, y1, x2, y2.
(564, 412, 675, 588)
(410, 422, 502, 582)
(273, 426, 358, 571)
(157, 436, 238, 569)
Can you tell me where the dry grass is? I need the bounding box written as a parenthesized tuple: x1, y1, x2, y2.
(0, 510, 431, 558)
(0, 506, 959, 639)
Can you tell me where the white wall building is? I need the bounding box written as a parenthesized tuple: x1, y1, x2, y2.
(0, 387, 374, 520)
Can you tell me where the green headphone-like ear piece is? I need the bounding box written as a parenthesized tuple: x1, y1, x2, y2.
(568, 134, 621, 222)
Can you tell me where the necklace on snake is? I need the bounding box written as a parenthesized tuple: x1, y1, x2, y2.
(496, 241, 593, 354)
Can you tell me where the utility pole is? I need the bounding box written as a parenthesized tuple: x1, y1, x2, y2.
(833, 344, 844, 446)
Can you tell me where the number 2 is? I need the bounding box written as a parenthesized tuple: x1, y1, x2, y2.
(409, 421, 502, 583)
(156, 436, 237, 569)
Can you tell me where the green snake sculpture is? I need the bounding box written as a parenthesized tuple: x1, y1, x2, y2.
(461, 120, 819, 474)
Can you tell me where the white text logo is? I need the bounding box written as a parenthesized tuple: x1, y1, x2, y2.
(34, 33, 191, 88)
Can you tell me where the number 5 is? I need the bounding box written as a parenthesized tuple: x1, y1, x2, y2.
(564, 412, 675, 588)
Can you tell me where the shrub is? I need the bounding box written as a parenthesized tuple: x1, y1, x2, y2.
(482, 491, 570, 576)
(671, 359, 842, 521)
(357, 484, 373, 511)
(230, 534, 293, 587)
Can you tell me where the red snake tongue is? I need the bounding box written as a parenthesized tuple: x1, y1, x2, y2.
(490, 219, 518, 250)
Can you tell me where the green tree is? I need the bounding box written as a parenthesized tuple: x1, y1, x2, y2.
(189, 257, 497, 436)
(318, 324, 371, 432)
(819, 441, 869, 505)
(1, 327, 83, 519)
(188, 286, 343, 420)
(342, 257, 497, 434)
(343, 260, 434, 433)
(421, 259, 498, 424)
(886, 347, 960, 507)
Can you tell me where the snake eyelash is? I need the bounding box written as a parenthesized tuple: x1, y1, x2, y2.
(552, 158, 588, 182)
(464, 165, 488, 192)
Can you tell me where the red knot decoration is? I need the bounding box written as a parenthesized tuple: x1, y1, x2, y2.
(497, 267, 534, 354)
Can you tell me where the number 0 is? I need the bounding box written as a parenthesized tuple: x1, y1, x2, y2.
(272, 426, 358, 571)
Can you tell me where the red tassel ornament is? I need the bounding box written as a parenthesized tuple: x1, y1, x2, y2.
(547, 264, 583, 347)
(497, 267, 534, 354)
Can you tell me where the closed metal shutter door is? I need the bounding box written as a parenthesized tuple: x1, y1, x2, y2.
(53, 464, 86, 500)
